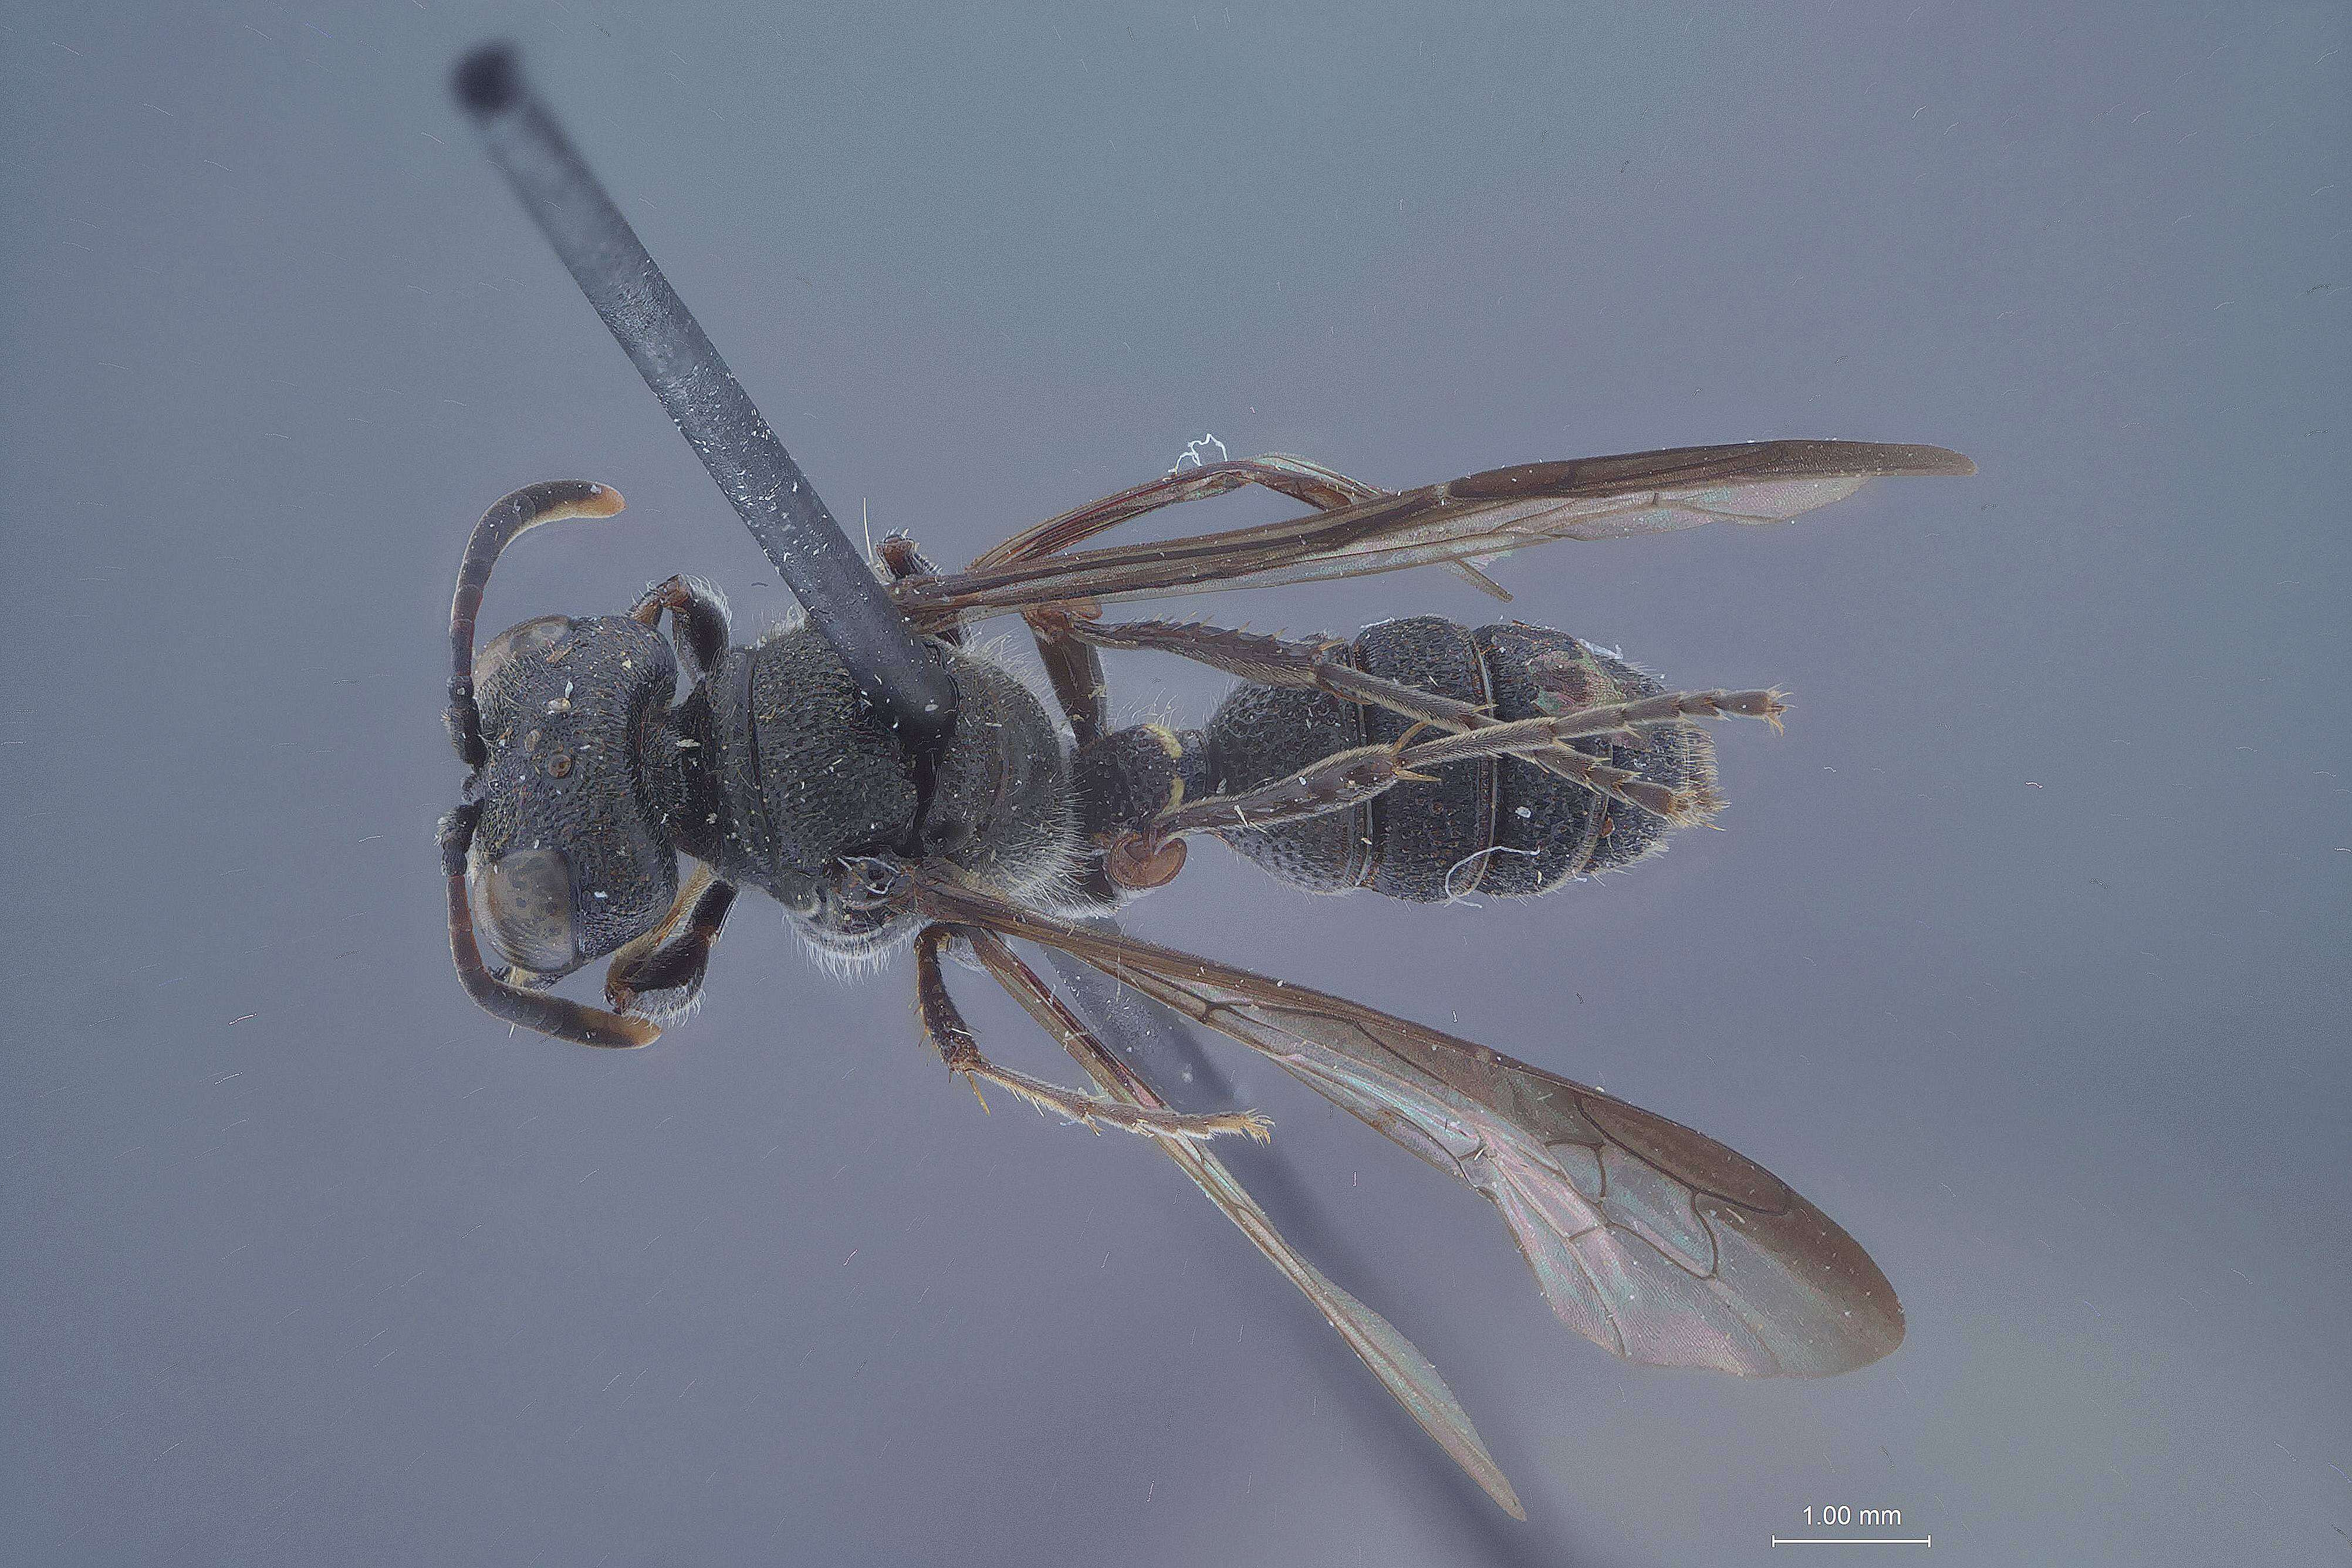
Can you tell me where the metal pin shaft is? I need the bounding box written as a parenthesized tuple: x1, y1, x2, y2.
(451, 43, 957, 760)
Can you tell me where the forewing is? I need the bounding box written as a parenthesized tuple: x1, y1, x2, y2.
(920, 878, 1904, 1377)
(894, 440, 1971, 623)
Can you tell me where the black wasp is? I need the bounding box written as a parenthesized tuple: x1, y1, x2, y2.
(444, 43, 1970, 1519)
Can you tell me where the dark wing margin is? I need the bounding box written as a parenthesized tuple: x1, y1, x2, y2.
(918, 874, 1905, 1379)
(894, 440, 1972, 624)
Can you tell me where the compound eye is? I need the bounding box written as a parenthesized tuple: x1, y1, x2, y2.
(472, 847, 579, 975)
(475, 614, 573, 690)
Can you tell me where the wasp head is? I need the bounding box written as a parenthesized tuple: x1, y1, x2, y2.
(461, 611, 687, 981)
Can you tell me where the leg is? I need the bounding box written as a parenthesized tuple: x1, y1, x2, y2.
(1022, 604, 1113, 746)
(603, 864, 739, 1025)
(961, 921, 1525, 1518)
(1082, 628, 1785, 886)
(1068, 616, 1763, 824)
(927, 457, 1453, 722)
(1105, 706, 1737, 888)
(914, 927, 1269, 1145)
(977, 459, 1383, 745)
(628, 573, 732, 682)
(1032, 620, 1110, 745)
(1065, 617, 1485, 725)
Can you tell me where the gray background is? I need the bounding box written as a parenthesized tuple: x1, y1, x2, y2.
(4, 3, 2346, 1564)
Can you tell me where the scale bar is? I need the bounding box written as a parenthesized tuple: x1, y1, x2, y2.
(1771, 1537, 1931, 1547)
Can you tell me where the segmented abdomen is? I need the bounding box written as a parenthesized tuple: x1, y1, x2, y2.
(1205, 617, 1718, 901)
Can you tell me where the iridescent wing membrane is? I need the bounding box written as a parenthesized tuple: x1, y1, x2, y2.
(921, 879, 1904, 1380)
(892, 440, 1972, 625)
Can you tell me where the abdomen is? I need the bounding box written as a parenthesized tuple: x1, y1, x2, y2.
(1204, 617, 1718, 901)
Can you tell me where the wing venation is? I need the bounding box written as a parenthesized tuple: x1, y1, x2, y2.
(917, 877, 1905, 1379)
(896, 440, 1971, 621)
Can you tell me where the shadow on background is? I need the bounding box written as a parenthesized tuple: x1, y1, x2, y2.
(1047, 949, 1591, 1566)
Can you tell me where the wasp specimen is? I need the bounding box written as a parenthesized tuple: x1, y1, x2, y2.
(444, 42, 1972, 1519)
(441, 439, 1969, 1516)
